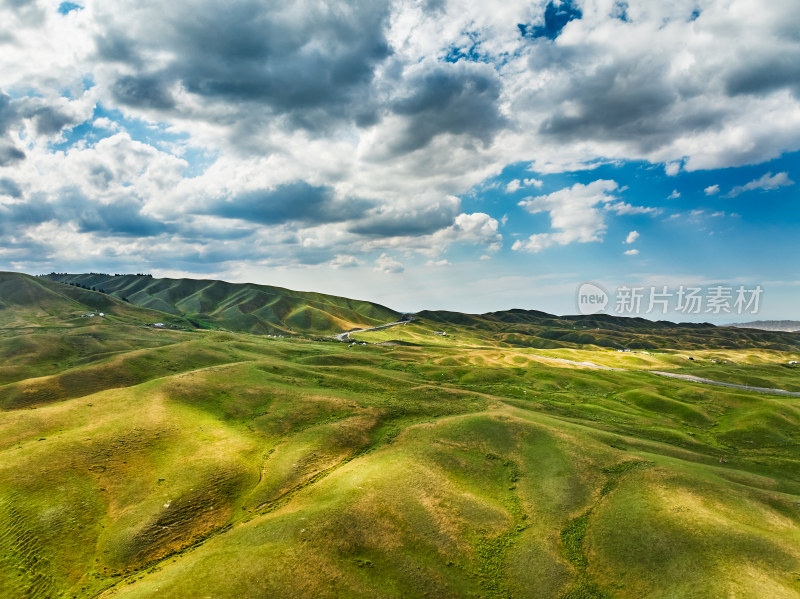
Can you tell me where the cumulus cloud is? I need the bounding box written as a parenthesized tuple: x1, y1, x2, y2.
(426, 258, 451, 266)
(704, 184, 720, 196)
(667, 189, 680, 199)
(378, 60, 506, 157)
(2, 0, 800, 278)
(330, 254, 361, 269)
(0, 177, 22, 198)
(374, 253, 404, 274)
(209, 182, 374, 226)
(624, 230, 639, 244)
(93, 0, 392, 131)
(727, 171, 794, 197)
(624, 248, 639, 255)
(506, 177, 543, 192)
(513, 180, 618, 252)
(349, 196, 459, 237)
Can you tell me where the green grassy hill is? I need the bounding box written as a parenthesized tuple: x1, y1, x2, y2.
(3, 273, 800, 598)
(415, 308, 800, 351)
(43, 273, 399, 336)
(0, 272, 190, 330)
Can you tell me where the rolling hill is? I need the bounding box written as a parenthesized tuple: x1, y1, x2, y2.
(413, 308, 800, 351)
(2, 271, 800, 598)
(43, 273, 399, 337)
(40, 273, 800, 353)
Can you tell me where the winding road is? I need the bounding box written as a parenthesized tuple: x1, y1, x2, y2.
(649, 370, 800, 397)
(335, 320, 409, 342)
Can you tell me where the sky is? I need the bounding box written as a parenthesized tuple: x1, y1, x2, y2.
(0, 0, 798, 321)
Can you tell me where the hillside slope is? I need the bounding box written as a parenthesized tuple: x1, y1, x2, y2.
(44, 273, 399, 336)
(1, 299, 800, 597)
(3, 272, 800, 597)
(415, 308, 800, 351)
(0, 272, 188, 330)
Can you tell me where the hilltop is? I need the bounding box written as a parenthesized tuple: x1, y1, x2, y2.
(731, 320, 800, 332)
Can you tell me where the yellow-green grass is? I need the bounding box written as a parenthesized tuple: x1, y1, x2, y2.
(2, 307, 800, 597)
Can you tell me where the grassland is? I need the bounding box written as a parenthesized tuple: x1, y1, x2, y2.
(42, 273, 400, 337)
(3, 272, 800, 598)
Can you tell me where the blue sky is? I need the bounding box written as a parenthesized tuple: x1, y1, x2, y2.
(0, 0, 798, 321)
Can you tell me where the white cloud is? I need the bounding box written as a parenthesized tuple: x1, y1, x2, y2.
(330, 255, 361, 269)
(432, 212, 502, 251)
(624, 249, 640, 255)
(625, 231, 640, 244)
(513, 180, 618, 252)
(727, 171, 794, 197)
(506, 177, 543, 193)
(2, 0, 800, 286)
(373, 253, 404, 274)
(426, 258, 451, 267)
(667, 189, 681, 199)
(606, 202, 660, 215)
(704, 184, 720, 196)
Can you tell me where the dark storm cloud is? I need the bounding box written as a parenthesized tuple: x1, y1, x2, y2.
(1, 0, 45, 25)
(0, 92, 24, 162)
(725, 53, 800, 98)
(0, 143, 25, 165)
(0, 91, 15, 133)
(95, 30, 142, 65)
(349, 201, 459, 237)
(210, 181, 375, 226)
(535, 57, 721, 152)
(387, 61, 506, 154)
(2, 0, 37, 8)
(0, 91, 79, 160)
(0, 190, 171, 238)
(96, 0, 392, 130)
(112, 74, 175, 110)
(74, 198, 172, 237)
(0, 177, 22, 198)
(0, 194, 52, 228)
(30, 106, 75, 136)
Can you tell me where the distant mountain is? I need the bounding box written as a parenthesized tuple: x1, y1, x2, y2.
(43, 273, 399, 336)
(14, 273, 799, 350)
(417, 308, 800, 351)
(730, 320, 800, 332)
